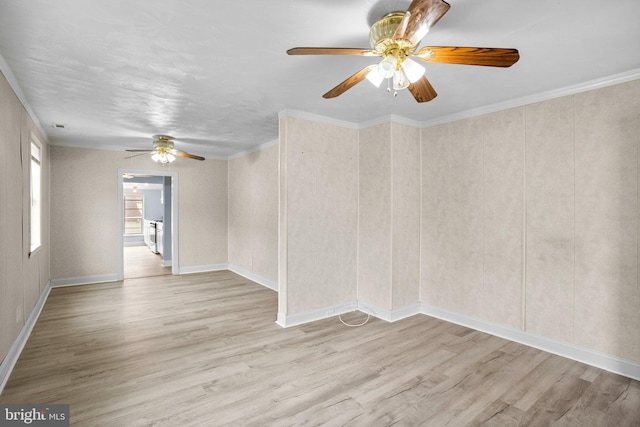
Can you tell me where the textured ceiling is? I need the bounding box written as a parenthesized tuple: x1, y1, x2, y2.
(0, 0, 639, 158)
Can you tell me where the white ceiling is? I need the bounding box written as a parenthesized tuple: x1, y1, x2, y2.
(1, 0, 639, 159)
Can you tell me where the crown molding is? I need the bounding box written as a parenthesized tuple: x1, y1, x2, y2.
(360, 114, 421, 129)
(278, 109, 360, 130)
(278, 109, 424, 132)
(420, 68, 640, 129)
(227, 139, 279, 160)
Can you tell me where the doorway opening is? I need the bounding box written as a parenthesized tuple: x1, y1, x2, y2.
(117, 169, 179, 280)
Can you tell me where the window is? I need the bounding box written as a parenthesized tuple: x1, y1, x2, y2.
(124, 194, 144, 235)
(30, 140, 42, 252)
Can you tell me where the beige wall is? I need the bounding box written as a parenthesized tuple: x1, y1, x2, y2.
(228, 144, 278, 283)
(390, 123, 421, 310)
(50, 146, 228, 279)
(422, 79, 640, 363)
(358, 123, 392, 309)
(359, 122, 421, 311)
(176, 156, 229, 270)
(573, 81, 640, 361)
(525, 96, 575, 341)
(0, 70, 50, 362)
(422, 109, 525, 328)
(279, 117, 358, 315)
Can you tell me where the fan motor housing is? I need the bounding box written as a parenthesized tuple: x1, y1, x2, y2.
(369, 12, 405, 49)
(153, 135, 175, 151)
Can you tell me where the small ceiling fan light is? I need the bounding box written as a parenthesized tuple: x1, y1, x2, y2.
(151, 151, 175, 164)
(377, 55, 396, 79)
(366, 68, 384, 87)
(393, 69, 410, 90)
(401, 58, 425, 83)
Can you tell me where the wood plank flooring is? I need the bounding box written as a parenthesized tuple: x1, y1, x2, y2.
(123, 245, 171, 279)
(1, 271, 639, 426)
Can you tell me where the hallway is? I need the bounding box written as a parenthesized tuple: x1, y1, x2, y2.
(123, 245, 171, 279)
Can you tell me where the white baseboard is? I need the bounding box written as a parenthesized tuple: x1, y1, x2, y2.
(419, 304, 640, 382)
(228, 264, 278, 291)
(50, 274, 119, 287)
(276, 301, 421, 328)
(0, 282, 52, 395)
(178, 263, 229, 275)
(357, 302, 421, 322)
(161, 259, 172, 267)
(276, 301, 359, 328)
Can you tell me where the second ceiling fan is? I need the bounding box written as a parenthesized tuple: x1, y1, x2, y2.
(125, 135, 205, 165)
(287, 0, 519, 103)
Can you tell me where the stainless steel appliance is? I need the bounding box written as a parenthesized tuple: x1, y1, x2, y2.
(149, 221, 158, 254)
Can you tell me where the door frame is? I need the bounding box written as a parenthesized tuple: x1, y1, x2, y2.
(117, 168, 179, 280)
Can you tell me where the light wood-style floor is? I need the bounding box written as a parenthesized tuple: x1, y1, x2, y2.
(123, 245, 171, 279)
(1, 271, 639, 426)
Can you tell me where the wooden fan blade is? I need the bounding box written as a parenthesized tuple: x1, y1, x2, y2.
(393, 0, 451, 45)
(287, 47, 377, 56)
(323, 65, 377, 99)
(125, 149, 153, 152)
(407, 75, 438, 103)
(124, 152, 152, 159)
(174, 150, 205, 161)
(416, 46, 520, 67)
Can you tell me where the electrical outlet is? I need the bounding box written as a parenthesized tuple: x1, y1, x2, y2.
(16, 305, 23, 323)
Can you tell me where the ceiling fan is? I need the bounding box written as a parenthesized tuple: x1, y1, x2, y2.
(287, 0, 519, 102)
(125, 135, 205, 164)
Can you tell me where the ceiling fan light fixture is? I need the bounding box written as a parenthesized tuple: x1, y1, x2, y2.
(151, 150, 176, 165)
(401, 58, 425, 83)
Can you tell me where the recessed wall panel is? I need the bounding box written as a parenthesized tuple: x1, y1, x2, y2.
(421, 120, 484, 318)
(250, 145, 278, 283)
(358, 123, 392, 309)
(574, 80, 640, 361)
(283, 118, 358, 314)
(525, 96, 575, 341)
(481, 108, 524, 328)
(391, 123, 421, 310)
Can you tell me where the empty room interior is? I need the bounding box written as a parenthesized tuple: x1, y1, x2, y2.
(1, 0, 640, 425)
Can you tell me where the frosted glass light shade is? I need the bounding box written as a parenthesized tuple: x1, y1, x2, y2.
(393, 69, 410, 90)
(366, 68, 384, 87)
(401, 58, 425, 83)
(151, 152, 176, 164)
(377, 55, 396, 78)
